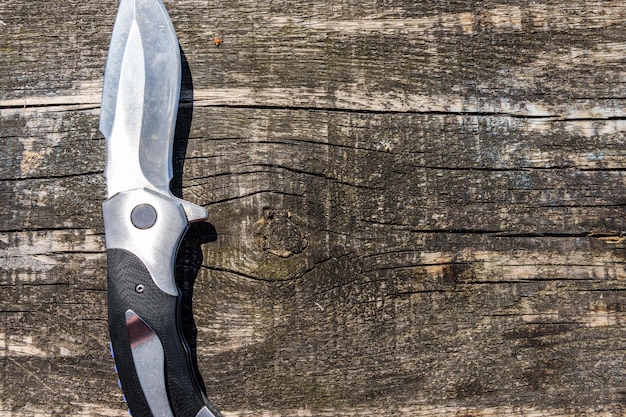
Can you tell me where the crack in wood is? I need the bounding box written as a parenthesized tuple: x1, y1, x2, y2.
(4, 92, 626, 122)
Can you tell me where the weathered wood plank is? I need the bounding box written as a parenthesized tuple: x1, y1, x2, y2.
(1, 0, 625, 416)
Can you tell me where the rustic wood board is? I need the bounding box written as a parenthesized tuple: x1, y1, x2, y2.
(1, 1, 625, 416)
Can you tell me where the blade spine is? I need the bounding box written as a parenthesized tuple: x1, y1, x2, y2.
(100, 0, 136, 139)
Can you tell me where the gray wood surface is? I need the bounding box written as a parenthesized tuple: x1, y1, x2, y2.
(1, 1, 625, 416)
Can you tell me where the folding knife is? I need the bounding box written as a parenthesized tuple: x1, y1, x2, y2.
(100, 0, 221, 416)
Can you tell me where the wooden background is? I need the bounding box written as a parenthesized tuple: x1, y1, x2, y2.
(1, 1, 625, 416)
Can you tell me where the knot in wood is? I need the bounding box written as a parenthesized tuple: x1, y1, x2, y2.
(255, 210, 307, 258)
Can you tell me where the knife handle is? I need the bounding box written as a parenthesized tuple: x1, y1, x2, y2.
(107, 248, 220, 417)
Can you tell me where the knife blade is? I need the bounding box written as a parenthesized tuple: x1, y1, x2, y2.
(100, 1, 221, 416)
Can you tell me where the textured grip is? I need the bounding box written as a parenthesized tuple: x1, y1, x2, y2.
(107, 248, 212, 417)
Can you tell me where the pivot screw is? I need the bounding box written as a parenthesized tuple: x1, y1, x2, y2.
(131, 204, 157, 229)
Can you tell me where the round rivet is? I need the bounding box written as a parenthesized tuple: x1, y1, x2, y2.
(135, 284, 145, 294)
(131, 204, 157, 229)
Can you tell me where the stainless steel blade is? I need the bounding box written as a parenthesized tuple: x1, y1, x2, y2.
(100, 0, 181, 197)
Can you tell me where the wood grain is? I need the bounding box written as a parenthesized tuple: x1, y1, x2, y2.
(1, 1, 625, 416)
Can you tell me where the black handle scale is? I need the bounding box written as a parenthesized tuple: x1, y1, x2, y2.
(107, 248, 216, 417)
